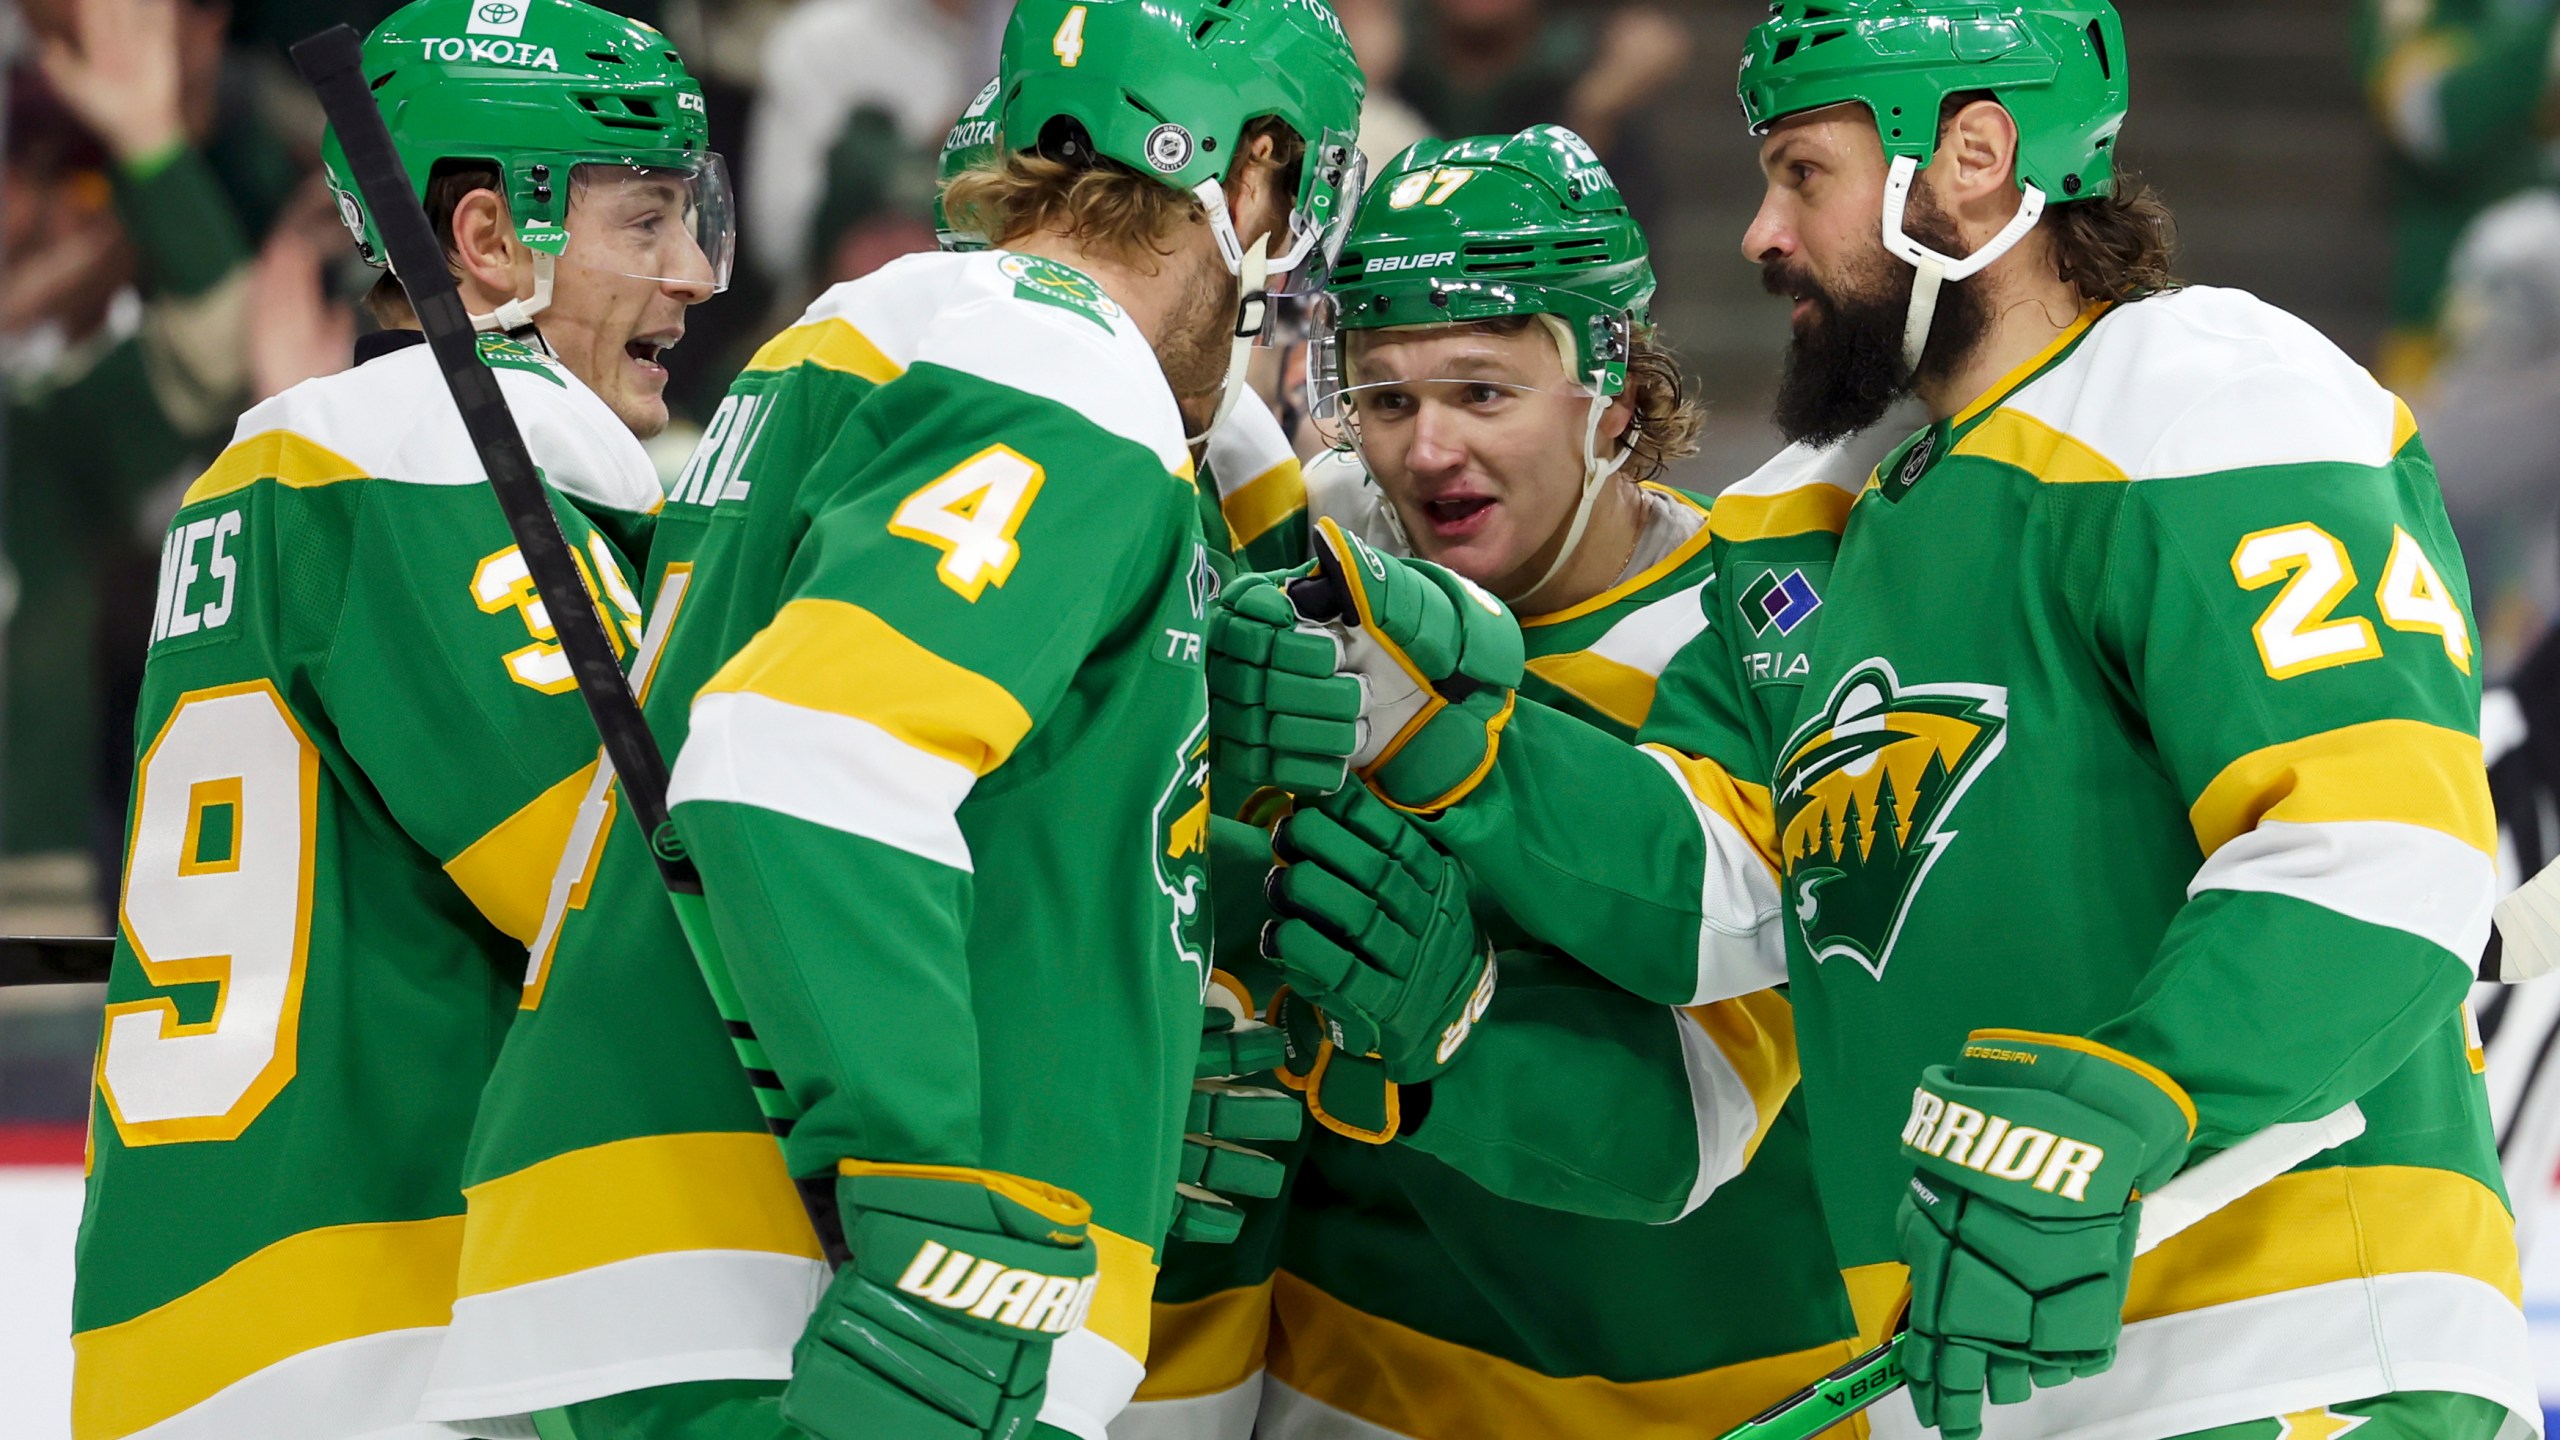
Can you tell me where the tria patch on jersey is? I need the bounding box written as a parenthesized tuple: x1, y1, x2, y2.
(1775, 660, 2008, 980)
(1732, 561, 1828, 689)
(999, 254, 1124, 331)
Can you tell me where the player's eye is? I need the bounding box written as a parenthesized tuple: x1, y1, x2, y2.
(1364, 389, 1415, 417)
(1463, 383, 1509, 408)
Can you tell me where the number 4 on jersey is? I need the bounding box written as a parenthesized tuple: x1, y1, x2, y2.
(890, 445, 1046, 601)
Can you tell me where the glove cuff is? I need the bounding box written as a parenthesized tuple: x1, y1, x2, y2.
(1903, 1031, 2194, 1215)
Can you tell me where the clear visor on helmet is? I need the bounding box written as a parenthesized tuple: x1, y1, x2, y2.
(1305, 293, 1603, 453)
(560, 153, 737, 291)
(1271, 132, 1367, 298)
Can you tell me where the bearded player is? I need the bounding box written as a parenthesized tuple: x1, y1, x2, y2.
(69, 4, 726, 1438)
(1207, 4, 2535, 1438)
(415, 5, 1362, 1439)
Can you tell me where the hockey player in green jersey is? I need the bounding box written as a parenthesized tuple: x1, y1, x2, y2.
(69, 4, 726, 1439)
(1128, 125, 1872, 1440)
(415, 5, 1363, 1439)
(1204, 4, 2538, 1438)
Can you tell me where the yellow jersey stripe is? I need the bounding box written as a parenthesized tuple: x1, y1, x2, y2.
(1220, 457, 1306, 548)
(1970, 1028, 2199, 1137)
(443, 761, 596, 945)
(2128, 1163, 2521, 1317)
(1705, 484, 1854, 545)
(745, 318, 904, 384)
(1949, 303, 2112, 429)
(1640, 744, 1783, 877)
(1138, 1281, 1276, 1401)
(1839, 1261, 1911, 1349)
(2188, 719, 2492, 858)
(71, 1216, 464, 1440)
(456, 1131, 822, 1298)
(1686, 989, 1801, 1166)
(1266, 1271, 1863, 1440)
(2392, 394, 2420, 454)
(182, 430, 370, 507)
(698, 599, 1033, 776)
(1525, 650, 1659, 731)
(1949, 408, 2129, 484)
(1087, 1224, 1163, 1366)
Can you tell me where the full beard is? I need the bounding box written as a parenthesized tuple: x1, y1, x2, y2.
(1155, 244, 1242, 400)
(1765, 193, 1994, 446)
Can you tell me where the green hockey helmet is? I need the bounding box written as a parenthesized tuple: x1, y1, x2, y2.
(1736, 1, 2128, 372)
(322, 0, 734, 328)
(1314, 124, 1654, 417)
(1314, 126, 1661, 608)
(996, 0, 1366, 293)
(937, 76, 1001, 252)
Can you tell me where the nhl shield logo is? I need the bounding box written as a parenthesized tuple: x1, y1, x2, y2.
(1143, 123, 1195, 173)
(1775, 660, 2007, 980)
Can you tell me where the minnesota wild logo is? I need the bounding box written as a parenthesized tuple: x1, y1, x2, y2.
(999, 253, 1124, 330)
(1154, 716, 1213, 996)
(1774, 660, 2006, 980)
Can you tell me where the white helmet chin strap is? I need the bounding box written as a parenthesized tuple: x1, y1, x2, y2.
(469, 250, 557, 335)
(1881, 154, 2045, 376)
(1507, 315, 1634, 610)
(1190, 176, 1273, 445)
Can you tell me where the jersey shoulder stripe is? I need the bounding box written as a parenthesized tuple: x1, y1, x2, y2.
(1713, 401, 1927, 542)
(1991, 286, 2416, 484)
(1205, 397, 1305, 548)
(188, 344, 662, 517)
(781, 250, 1191, 478)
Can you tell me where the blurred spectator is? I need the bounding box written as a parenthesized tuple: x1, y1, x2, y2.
(745, 0, 976, 290)
(3, 0, 267, 887)
(2354, 0, 2560, 393)
(807, 105, 938, 289)
(1386, 0, 1688, 217)
(1334, 0, 1433, 167)
(2419, 185, 2560, 674)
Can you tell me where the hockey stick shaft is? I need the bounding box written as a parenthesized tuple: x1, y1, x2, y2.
(0, 935, 113, 986)
(288, 28, 806, 1153)
(1714, 1102, 2368, 1440)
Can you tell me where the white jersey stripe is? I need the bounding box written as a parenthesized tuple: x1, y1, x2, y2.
(1669, 1007, 1760, 1222)
(671, 693, 976, 871)
(1584, 580, 1709, 680)
(1635, 747, 1787, 1005)
(2188, 817, 2495, 962)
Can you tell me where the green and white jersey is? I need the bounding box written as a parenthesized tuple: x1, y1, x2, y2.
(1127, 455, 1861, 1440)
(1436, 288, 2534, 1438)
(420, 249, 1210, 1440)
(1198, 391, 1310, 576)
(71, 333, 660, 1440)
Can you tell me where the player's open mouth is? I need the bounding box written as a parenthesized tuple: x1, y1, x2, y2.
(1423, 494, 1496, 537)
(625, 336, 677, 376)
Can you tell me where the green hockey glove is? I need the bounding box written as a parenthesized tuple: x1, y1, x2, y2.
(1261, 785, 1497, 1141)
(1896, 1031, 2195, 1440)
(1170, 973, 1304, 1244)
(1206, 572, 1367, 795)
(1291, 517, 1525, 814)
(784, 1164, 1097, 1440)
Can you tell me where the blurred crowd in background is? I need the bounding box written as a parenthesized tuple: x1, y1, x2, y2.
(0, 0, 2556, 944)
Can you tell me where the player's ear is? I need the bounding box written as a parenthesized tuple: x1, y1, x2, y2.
(1935, 99, 2021, 227)
(1226, 129, 1288, 254)
(447, 186, 525, 306)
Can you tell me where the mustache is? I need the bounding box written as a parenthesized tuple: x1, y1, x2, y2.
(1759, 260, 1826, 306)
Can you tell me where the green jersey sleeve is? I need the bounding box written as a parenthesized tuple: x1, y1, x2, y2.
(667, 315, 1199, 1180)
(2069, 374, 2494, 1151)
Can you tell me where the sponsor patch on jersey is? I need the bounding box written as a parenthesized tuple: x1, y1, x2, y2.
(477, 331, 566, 386)
(1774, 659, 2008, 980)
(1731, 560, 1828, 688)
(998, 253, 1123, 331)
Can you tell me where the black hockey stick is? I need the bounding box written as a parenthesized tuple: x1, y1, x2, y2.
(289, 25, 838, 1256)
(0, 935, 113, 986)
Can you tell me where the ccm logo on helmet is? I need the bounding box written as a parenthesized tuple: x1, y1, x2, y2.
(1901, 1089, 2107, 1202)
(1363, 250, 1456, 274)
(894, 1239, 1098, 1336)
